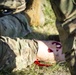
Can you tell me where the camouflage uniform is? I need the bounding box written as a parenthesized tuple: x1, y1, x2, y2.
(0, 13, 31, 37)
(0, 0, 26, 14)
(0, 0, 31, 37)
(0, 0, 38, 71)
(50, 0, 76, 75)
(0, 36, 38, 71)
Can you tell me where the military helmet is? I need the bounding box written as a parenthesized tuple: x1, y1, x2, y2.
(0, 0, 26, 14)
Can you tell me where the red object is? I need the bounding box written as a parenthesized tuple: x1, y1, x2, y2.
(34, 59, 52, 67)
(48, 48, 53, 53)
(34, 41, 62, 67)
(34, 48, 53, 67)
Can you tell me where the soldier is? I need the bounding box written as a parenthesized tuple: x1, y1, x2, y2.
(0, 0, 65, 72)
(0, 0, 32, 71)
(50, 0, 76, 75)
(0, 0, 31, 37)
(0, 36, 65, 71)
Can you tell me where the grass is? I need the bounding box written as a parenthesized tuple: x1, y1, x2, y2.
(0, 63, 70, 75)
(25, 0, 58, 40)
(0, 0, 71, 75)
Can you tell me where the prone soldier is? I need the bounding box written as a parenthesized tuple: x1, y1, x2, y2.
(0, 0, 66, 73)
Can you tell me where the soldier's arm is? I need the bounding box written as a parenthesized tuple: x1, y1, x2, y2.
(0, 36, 65, 71)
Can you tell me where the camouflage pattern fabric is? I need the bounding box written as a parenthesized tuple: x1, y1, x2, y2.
(0, 13, 31, 37)
(50, 0, 76, 75)
(50, 0, 76, 53)
(0, 0, 37, 71)
(65, 49, 76, 75)
(50, 0, 76, 22)
(0, 0, 26, 14)
(0, 36, 38, 71)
